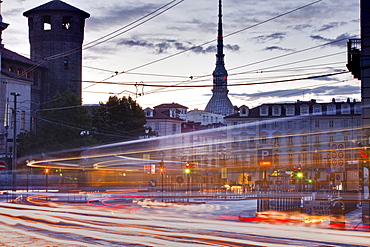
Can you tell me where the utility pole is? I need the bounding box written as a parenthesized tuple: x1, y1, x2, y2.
(10, 92, 20, 191)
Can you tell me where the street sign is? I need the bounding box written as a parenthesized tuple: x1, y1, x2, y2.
(303, 201, 331, 216)
(258, 148, 273, 166)
(0, 161, 6, 171)
(330, 143, 346, 172)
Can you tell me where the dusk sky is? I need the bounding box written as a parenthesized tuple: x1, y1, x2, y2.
(2, 0, 361, 110)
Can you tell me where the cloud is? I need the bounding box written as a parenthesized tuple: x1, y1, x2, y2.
(229, 85, 360, 102)
(310, 33, 355, 48)
(317, 22, 347, 32)
(253, 32, 287, 43)
(86, 3, 160, 31)
(263, 46, 295, 52)
(117, 38, 240, 54)
(287, 24, 312, 31)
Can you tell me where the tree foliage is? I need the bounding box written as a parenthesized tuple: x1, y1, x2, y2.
(92, 95, 146, 143)
(18, 90, 92, 156)
(18, 93, 147, 157)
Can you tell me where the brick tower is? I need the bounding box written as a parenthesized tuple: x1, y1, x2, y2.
(23, 0, 90, 105)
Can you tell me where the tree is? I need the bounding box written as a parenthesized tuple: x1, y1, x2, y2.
(18, 90, 92, 157)
(92, 95, 146, 143)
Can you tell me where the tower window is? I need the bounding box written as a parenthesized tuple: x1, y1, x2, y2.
(62, 16, 72, 30)
(42, 15, 52, 30)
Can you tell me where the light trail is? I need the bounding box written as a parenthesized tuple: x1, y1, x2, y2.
(0, 199, 368, 246)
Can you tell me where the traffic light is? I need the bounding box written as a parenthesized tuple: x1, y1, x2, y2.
(185, 162, 191, 174)
(159, 161, 164, 173)
(296, 171, 303, 179)
(44, 167, 50, 174)
(307, 178, 313, 183)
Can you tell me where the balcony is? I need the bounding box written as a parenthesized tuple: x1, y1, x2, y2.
(346, 39, 361, 79)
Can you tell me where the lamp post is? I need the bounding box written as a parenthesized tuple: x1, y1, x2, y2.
(10, 92, 20, 192)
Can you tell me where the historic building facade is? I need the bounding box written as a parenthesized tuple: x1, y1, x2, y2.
(224, 99, 362, 191)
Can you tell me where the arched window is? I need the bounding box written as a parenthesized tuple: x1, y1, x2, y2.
(341, 103, 350, 114)
(272, 106, 281, 116)
(313, 104, 322, 115)
(260, 106, 268, 116)
(327, 104, 336, 115)
(286, 105, 295, 116)
(300, 105, 309, 115)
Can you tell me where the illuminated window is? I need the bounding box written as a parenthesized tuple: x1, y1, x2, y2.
(17, 68, 23, 75)
(288, 151, 294, 165)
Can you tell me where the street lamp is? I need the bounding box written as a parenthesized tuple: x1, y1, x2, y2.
(10, 92, 20, 191)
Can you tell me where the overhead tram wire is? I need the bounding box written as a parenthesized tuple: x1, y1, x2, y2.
(250, 78, 357, 105)
(82, 46, 350, 97)
(83, 70, 350, 88)
(92, 0, 323, 85)
(139, 50, 350, 95)
(83, 66, 191, 79)
(134, 37, 353, 96)
(82, 67, 348, 86)
(4, 0, 186, 109)
(228, 51, 346, 76)
(45, 0, 185, 61)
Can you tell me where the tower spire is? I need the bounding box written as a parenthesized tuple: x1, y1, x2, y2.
(204, 0, 234, 117)
(216, 0, 224, 66)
